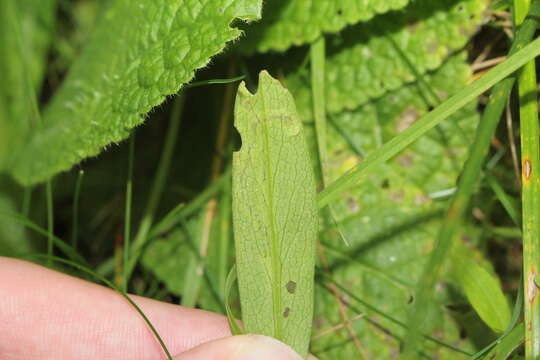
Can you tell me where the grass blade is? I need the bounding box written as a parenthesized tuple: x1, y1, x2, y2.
(123, 134, 135, 292)
(233, 71, 318, 357)
(513, 0, 540, 356)
(126, 94, 184, 281)
(71, 170, 84, 251)
(46, 180, 53, 267)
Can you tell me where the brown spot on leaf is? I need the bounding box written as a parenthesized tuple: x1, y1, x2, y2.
(347, 197, 360, 213)
(415, 194, 430, 206)
(397, 154, 414, 168)
(524, 158, 532, 182)
(388, 190, 405, 203)
(285, 280, 297, 294)
(283, 307, 291, 318)
(528, 270, 538, 304)
(396, 107, 420, 132)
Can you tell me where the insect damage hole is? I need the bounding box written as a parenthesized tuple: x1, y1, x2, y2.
(283, 307, 291, 318)
(232, 126, 242, 152)
(286, 280, 297, 294)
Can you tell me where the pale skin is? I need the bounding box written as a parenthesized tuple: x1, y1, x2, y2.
(0, 257, 305, 360)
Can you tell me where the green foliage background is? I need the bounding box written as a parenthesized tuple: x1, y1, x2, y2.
(0, 0, 528, 358)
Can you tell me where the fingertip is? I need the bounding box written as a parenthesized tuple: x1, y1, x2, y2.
(173, 334, 303, 360)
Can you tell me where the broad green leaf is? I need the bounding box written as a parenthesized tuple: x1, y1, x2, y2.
(317, 35, 540, 208)
(238, 0, 410, 53)
(11, 0, 262, 185)
(286, 0, 488, 116)
(310, 56, 479, 358)
(0, 0, 57, 170)
(232, 71, 318, 358)
(451, 244, 511, 333)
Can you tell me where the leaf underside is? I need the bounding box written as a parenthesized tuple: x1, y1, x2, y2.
(11, 0, 262, 185)
(232, 71, 318, 357)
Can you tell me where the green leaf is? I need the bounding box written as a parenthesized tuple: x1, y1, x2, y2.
(11, 0, 262, 185)
(286, 0, 488, 116)
(451, 244, 511, 333)
(238, 0, 411, 53)
(317, 34, 540, 208)
(232, 71, 318, 358)
(0, 0, 57, 170)
(310, 56, 479, 358)
(484, 323, 524, 360)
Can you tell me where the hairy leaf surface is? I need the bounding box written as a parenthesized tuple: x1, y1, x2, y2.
(286, 0, 487, 115)
(238, 0, 410, 53)
(232, 71, 317, 357)
(11, 0, 262, 184)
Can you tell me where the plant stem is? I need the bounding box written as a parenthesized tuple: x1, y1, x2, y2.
(123, 134, 135, 292)
(46, 180, 54, 267)
(514, 0, 540, 357)
(311, 36, 327, 182)
(72, 170, 84, 251)
(402, 1, 540, 355)
(126, 94, 184, 281)
(22, 186, 32, 217)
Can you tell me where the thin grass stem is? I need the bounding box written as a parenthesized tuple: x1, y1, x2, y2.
(22, 186, 32, 217)
(126, 94, 184, 281)
(123, 134, 135, 292)
(46, 180, 54, 267)
(72, 170, 84, 251)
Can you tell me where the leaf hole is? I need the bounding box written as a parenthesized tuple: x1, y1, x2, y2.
(232, 126, 242, 152)
(283, 307, 291, 318)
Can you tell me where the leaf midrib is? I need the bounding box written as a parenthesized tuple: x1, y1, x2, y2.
(258, 82, 283, 341)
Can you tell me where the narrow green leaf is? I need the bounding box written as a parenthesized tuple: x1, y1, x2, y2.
(483, 323, 524, 360)
(451, 244, 511, 333)
(513, 0, 540, 356)
(232, 71, 318, 357)
(12, 0, 262, 184)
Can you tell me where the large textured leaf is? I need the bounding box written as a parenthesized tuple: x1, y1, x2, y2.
(286, 0, 488, 116)
(11, 0, 262, 185)
(0, 0, 57, 170)
(238, 0, 410, 53)
(232, 71, 318, 357)
(310, 55, 481, 358)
